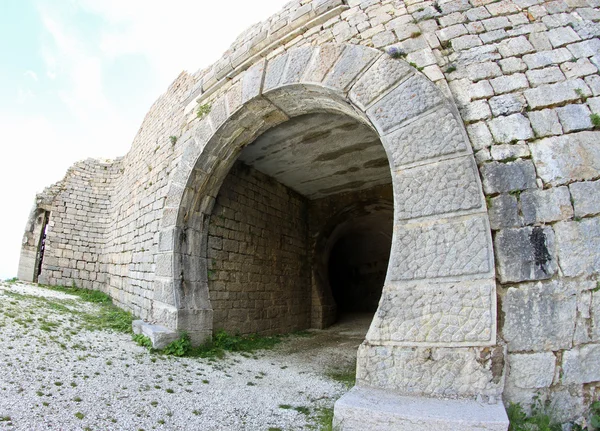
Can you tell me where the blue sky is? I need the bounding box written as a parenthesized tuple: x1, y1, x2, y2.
(0, 0, 289, 279)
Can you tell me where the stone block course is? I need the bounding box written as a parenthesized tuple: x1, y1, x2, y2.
(520, 186, 574, 224)
(481, 159, 537, 194)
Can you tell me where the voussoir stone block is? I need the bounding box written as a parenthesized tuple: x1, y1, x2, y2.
(494, 226, 557, 283)
(324, 44, 379, 91)
(530, 131, 600, 186)
(388, 215, 492, 281)
(302, 44, 345, 84)
(393, 156, 484, 221)
(264, 53, 289, 91)
(241, 59, 266, 103)
(502, 280, 577, 352)
(280, 46, 313, 86)
(367, 279, 495, 344)
(349, 55, 412, 109)
(356, 343, 505, 398)
(367, 75, 444, 134)
(382, 106, 469, 168)
(480, 160, 537, 194)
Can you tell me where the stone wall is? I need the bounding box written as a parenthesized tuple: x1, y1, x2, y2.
(207, 162, 311, 335)
(19, 0, 600, 422)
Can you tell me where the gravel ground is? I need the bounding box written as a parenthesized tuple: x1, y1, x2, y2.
(0, 281, 366, 431)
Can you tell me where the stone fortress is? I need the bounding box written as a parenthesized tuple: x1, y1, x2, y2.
(17, 0, 600, 428)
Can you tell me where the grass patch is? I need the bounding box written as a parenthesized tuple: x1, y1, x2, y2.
(326, 367, 356, 389)
(314, 407, 335, 431)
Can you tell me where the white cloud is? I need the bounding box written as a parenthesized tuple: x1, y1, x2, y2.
(25, 70, 39, 82)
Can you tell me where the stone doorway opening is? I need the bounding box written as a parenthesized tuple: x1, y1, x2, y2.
(206, 112, 392, 336)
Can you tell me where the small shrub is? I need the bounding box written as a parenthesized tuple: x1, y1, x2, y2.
(387, 47, 406, 59)
(591, 113, 600, 129)
(410, 31, 422, 38)
(445, 64, 457, 74)
(196, 103, 211, 119)
(169, 136, 177, 145)
(163, 333, 192, 357)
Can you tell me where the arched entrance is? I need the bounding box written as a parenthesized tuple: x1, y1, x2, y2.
(154, 44, 502, 420)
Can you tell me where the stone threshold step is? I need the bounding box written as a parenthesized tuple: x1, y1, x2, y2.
(132, 320, 179, 349)
(334, 386, 509, 431)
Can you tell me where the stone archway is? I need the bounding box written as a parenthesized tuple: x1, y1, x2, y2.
(154, 43, 506, 428)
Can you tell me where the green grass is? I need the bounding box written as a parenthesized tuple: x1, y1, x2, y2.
(591, 113, 600, 129)
(326, 367, 356, 389)
(314, 407, 335, 431)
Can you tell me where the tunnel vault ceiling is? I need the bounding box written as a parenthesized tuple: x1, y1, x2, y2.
(238, 113, 392, 200)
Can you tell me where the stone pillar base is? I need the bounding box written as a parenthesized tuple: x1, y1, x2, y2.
(333, 386, 509, 431)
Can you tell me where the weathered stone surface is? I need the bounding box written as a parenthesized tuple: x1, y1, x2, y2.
(303, 44, 345, 83)
(530, 131, 600, 186)
(554, 218, 600, 277)
(490, 143, 530, 161)
(357, 344, 505, 397)
(350, 55, 412, 109)
(383, 106, 469, 168)
(280, 46, 313, 85)
(494, 226, 558, 283)
(368, 279, 494, 344)
(388, 215, 492, 281)
(324, 44, 379, 90)
(488, 194, 520, 230)
(367, 75, 444, 134)
(528, 109, 563, 137)
(132, 320, 179, 349)
(570, 180, 600, 217)
(562, 344, 600, 384)
(333, 386, 509, 431)
(489, 94, 526, 117)
(480, 160, 537, 194)
(507, 352, 556, 388)
(393, 156, 483, 221)
(467, 122, 493, 150)
(502, 280, 577, 352)
(523, 79, 591, 109)
(520, 186, 574, 225)
(263, 52, 289, 91)
(488, 114, 534, 143)
(556, 104, 593, 132)
(593, 291, 600, 341)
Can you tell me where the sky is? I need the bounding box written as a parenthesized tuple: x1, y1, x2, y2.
(0, 0, 290, 279)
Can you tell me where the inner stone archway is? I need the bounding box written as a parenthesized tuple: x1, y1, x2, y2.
(205, 112, 392, 335)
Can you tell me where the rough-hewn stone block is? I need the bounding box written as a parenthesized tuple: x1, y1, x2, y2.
(495, 226, 557, 283)
(502, 280, 576, 352)
(554, 218, 600, 277)
(570, 180, 600, 217)
(507, 352, 556, 388)
(562, 344, 600, 384)
(480, 160, 537, 194)
(520, 187, 574, 225)
(529, 131, 600, 186)
(488, 194, 520, 230)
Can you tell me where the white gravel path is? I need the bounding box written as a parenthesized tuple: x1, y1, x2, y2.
(0, 281, 365, 431)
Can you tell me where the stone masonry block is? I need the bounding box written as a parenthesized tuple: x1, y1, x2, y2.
(480, 160, 537, 194)
(488, 194, 520, 230)
(554, 218, 600, 277)
(507, 352, 556, 389)
(388, 215, 492, 281)
(280, 46, 313, 86)
(303, 44, 345, 83)
(495, 226, 558, 283)
(368, 279, 495, 344)
(368, 75, 444, 134)
(502, 280, 576, 352)
(562, 344, 600, 384)
(393, 156, 483, 221)
(488, 114, 534, 143)
(556, 104, 593, 133)
(357, 344, 504, 398)
(528, 109, 563, 137)
(520, 186, 574, 225)
(530, 131, 600, 186)
(350, 55, 412, 110)
(524, 79, 591, 109)
(383, 106, 469, 168)
(324, 44, 379, 91)
(570, 180, 600, 217)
